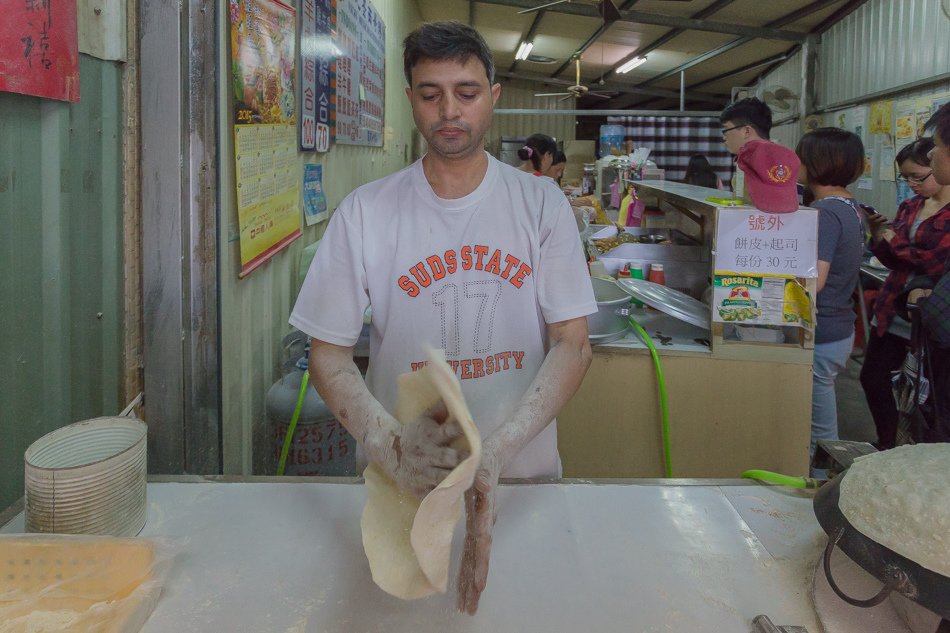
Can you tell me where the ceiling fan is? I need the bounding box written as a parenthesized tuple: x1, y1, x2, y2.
(534, 56, 614, 101)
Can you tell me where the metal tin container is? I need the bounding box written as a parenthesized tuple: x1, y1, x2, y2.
(588, 277, 632, 343)
(24, 417, 148, 537)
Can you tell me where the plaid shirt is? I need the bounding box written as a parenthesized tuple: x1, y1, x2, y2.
(921, 267, 950, 347)
(871, 196, 950, 335)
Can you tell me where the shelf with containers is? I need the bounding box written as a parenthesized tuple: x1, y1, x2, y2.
(558, 180, 819, 481)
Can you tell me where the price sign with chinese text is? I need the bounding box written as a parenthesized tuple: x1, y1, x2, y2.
(0, 0, 79, 102)
(299, 0, 335, 151)
(714, 207, 818, 278)
(335, 0, 384, 146)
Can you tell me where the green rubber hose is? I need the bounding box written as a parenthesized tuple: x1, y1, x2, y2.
(741, 469, 823, 489)
(277, 369, 310, 476)
(628, 316, 672, 478)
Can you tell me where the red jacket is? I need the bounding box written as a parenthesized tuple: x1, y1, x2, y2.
(871, 195, 950, 335)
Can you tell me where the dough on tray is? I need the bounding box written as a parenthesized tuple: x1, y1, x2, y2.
(838, 444, 950, 578)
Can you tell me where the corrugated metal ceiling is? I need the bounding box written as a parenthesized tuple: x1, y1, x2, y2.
(416, 0, 865, 109)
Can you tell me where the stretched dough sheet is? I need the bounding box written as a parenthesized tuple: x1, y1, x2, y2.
(361, 348, 482, 599)
(0, 534, 173, 633)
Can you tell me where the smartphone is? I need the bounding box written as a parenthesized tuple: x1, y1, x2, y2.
(858, 203, 877, 215)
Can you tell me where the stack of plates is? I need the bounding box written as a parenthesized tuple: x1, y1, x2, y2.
(24, 417, 147, 537)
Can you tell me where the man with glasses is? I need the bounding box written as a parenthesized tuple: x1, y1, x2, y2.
(719, 98, 774, 200)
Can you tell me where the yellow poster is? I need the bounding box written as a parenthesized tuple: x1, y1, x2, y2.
(869, 100, 892, 134)
(894, 99, 916, 142)
(230, 0, 301, 277)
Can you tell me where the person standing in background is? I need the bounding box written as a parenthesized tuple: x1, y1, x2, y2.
(860, 138, 950, 449)
(795, 128, 866, 472)
(720, 98, 774, 199)
(517, 133, 558, 181)
(682, 154, 724, 189)
(544, 150, 567, 186)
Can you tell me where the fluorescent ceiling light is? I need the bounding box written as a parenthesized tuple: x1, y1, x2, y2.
(616, 56, 647, 74)
(515, 41, 534, 61)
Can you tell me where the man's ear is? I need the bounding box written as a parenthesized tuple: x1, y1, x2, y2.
(491, 83, 501, 105)
(405, 86, 412, 103)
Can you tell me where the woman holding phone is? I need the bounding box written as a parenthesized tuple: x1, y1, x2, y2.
(860, 138, 950, 449)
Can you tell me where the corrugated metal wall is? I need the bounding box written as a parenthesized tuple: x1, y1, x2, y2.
(759, 49, 804, 152)
(218, 0, 425, 474)
(818, 0, 950, 109)
(491, 79, 577, 153)
(0, 55, 124, 510)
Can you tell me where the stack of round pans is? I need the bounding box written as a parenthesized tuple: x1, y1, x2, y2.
(24, 417, 147, 537)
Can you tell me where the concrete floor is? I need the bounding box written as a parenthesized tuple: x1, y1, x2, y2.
(836, 353, 878, 444)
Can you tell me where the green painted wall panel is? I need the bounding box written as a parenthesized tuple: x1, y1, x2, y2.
(0, 55, 124, 511)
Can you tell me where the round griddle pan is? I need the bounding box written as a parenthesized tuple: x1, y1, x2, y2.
(813, 471, 950, 619)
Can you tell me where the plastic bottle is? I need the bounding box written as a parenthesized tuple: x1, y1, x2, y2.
(648, 263, 666, 286)
(629, 261, 644, 307)
(617, 263, 631, 279)
(618, 188, 633, 226)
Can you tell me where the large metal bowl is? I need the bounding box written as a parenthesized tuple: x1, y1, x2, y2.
(588, 277, 631, 343)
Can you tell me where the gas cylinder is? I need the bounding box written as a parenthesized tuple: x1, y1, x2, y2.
(267, 356, 356, 476)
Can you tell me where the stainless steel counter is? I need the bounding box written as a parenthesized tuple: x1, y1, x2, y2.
(3, 478, 825, 632)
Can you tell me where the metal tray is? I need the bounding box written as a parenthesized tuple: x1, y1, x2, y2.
(813, 471, 950, 619)
(616, 278, 710, 330)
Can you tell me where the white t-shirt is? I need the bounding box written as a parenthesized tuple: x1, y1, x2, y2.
(290, 153, 597, 478)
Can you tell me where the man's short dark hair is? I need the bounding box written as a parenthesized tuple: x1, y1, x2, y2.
(795, 127, 864, 187)
(895, 138, 935, 167)
(720, 98, 773, 139)
(403, 21, 495, 85)
(924, 102, 950, 146)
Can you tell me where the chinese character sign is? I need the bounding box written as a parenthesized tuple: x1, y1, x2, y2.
(299, 0, 336, 151)
(714, 207, 818, 278)
(0, 0, 79, 102)
(335, 0, 385, 146)
(230, 0, 302, 277)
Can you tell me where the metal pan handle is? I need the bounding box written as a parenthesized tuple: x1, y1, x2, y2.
(823, 527, 913, 608)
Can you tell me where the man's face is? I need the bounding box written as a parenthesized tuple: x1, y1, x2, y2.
(721, 121, 759, 156)
(928, 134, 950, 185)
(405, 56, 501, 161)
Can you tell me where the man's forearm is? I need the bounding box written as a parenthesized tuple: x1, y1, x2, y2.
(308, 338, 395, 454)
(484, 318, 592, 470)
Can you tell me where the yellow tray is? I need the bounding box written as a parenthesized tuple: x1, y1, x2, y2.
(0, 536, 159, 633)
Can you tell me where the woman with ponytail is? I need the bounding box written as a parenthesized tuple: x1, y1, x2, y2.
(517, 133, 558, 180)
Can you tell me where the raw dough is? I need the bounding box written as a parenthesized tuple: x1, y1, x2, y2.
(361, 348, 482, 599)
(838, 444, 950, 577)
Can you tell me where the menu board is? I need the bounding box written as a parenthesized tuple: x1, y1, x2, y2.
(230, 0, 301, 277)
(299, 0, 336, 151)
(0, 0, 79, 102)
(335, 0, 385, 146)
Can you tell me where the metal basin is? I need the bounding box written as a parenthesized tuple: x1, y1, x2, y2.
(587, 277, 631, 342)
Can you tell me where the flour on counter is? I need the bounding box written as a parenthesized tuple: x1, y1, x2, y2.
(0, 610, 80, 633)
(838, 444, 950, 577)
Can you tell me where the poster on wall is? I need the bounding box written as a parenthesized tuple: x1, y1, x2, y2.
(335, 0, 385, 146)
(869, 100, 893, 135)
(895, 100, 915, 142)
(299, 0, 336, 152)
(857, 151, 873, 190)
(0, 0, 79, 102)
(303, 164, 328, 225)
(230, 0, 302, 278)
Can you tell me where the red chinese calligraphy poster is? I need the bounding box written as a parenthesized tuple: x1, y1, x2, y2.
(0, 0, 80, 102)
